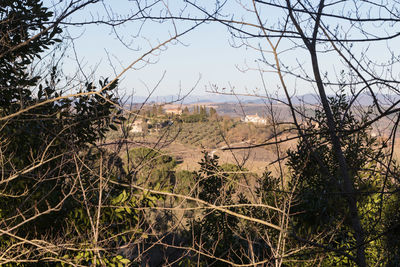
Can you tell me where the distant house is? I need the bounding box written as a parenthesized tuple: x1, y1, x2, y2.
(242, 114, 268, 125)
(164, 108, 182, 115)
(129, 120, 144, 133)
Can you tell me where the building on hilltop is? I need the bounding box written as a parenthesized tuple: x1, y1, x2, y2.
(129, 119, 144, 133)
(242, 114, 268, 125)
(164, 108, 182, 115)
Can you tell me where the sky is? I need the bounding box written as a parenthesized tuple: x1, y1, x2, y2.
(50, 0, 400, 99)
(60, 1, 265, 98)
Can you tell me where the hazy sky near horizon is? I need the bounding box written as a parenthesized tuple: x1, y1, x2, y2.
(55, 0, 400, 100)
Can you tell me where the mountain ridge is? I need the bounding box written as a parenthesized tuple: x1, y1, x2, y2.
(128, 92, 400, 105)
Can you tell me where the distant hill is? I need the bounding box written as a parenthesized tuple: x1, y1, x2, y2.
(129, 94, 274, 104)
(129, 92, 400, 106)
(290, 92, 400, 106)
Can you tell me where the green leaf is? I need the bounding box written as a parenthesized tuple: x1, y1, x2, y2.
(119, 258, 130, 265)
(110, 124, 118, 131)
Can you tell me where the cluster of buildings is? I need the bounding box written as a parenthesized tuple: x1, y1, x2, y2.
(128, 105, 271, 134)
(241, 114, 268, 125)
(129, 120, 144, 133)
(164, 108, 182, 115)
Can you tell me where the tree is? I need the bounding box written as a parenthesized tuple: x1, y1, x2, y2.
(287, 94, 399, 265)
(177, 0, 400, 265)
(125, 147, 177, 188)
(6, 0, 400, 265)
(209, 107, 217, 119)
(0, 1, 138, 264)
(179, 152, 293, 266)
(0, 0, 201, 265)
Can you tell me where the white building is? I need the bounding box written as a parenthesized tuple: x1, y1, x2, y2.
(164, 108, 182, 115)
(129, 120, 144, 133)
(242, 114, 268, 125)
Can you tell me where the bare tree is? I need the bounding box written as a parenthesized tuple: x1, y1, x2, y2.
(0, 0, 205, 265)
(165, 0, 400, 266)
(5, 0, 400, 266)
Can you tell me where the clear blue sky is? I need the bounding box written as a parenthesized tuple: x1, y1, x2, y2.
(61, 1, 264, 97)
(57, 0, 399, 98)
